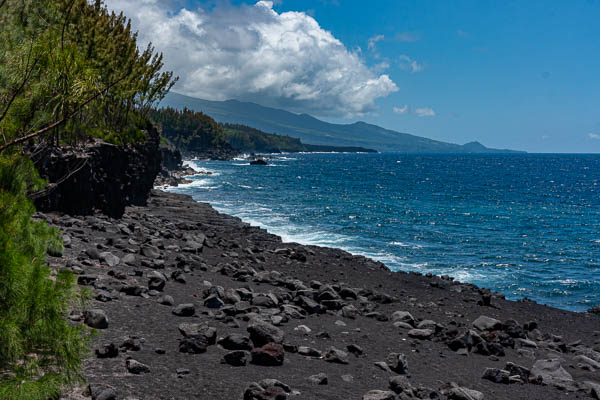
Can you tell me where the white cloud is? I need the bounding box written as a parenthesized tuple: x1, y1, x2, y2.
(415, 107, 436, 117)
(395, 32, 420, 42)
(398, 55, 424, 73)
(393, 105, 409, 115)
(368, 34, 385, 50)
(589, 133, 600, 139)
(103, 0, 398, 117)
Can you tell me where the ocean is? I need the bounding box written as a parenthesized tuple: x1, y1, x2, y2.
(163, 153, 600, 312)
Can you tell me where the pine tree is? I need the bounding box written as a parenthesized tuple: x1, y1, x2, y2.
(0, 155, 90, 400)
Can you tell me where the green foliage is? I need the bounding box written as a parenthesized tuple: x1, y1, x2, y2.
(150, 107, 228, 152)
(0, 0, 177, 150)
(221, 123, 305, 153)
(0, 155, 90, 400)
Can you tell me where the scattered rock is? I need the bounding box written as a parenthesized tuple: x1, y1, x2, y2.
(95, 343, 119, 358)
(531, 359, 577, 390)
(386, 353, 408, 374)
(251, 343, 285, 366)
(307, 373, 328, 385)
(248, 319, 285, 347)
(447, 386, 484, 400)
(324, 347, 349, 364)
(472, 315, 502, 331)
(99, 252, 120, 267)
(482, 368, 510, 384)
(218, 334, 253, 351)
(84, 309, 108, 329)
(172, 303, 195, 317)
(362, 390, 397, 400)
(223, 350, 249, 366)
(179, 337, 208, 354)
(125, 358, 150, 374)
(407, 328, 433, 340)
(391, 311, 415, 327)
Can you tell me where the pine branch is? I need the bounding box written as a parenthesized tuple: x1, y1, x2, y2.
(0, 76, 127, 154)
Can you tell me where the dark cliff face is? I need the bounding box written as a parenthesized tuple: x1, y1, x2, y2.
(33, 128, 161, 218)
(160, 142, 183, 171)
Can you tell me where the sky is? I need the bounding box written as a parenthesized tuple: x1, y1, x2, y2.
(105, 0, 600, 153)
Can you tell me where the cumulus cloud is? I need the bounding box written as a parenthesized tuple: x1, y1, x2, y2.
(589, 133, 600, 139)
(415, 107, 436, 117)
(103, 0, 398, 117)
(398, 55, 424, 73)
(393, 105, 409, 115)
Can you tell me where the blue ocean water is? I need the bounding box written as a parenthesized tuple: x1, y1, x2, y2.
(163, 153, 600, 311)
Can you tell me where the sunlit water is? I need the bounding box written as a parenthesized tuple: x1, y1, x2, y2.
(162, 153, 600, 311)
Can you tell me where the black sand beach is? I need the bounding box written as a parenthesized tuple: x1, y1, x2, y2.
(43, 190, 600, 400)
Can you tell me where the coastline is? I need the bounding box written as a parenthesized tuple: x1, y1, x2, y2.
(167, 154, 600, 313)
(46, 189, 600, 400)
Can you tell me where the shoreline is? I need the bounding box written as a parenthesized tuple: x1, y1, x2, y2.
(45, 189, 600, 400)
(167, 157, 598, 314)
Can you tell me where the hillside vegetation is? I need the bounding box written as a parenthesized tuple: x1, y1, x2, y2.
(149, 107, 228, 152)
(162, 92, 524, 153)
(221, 123, 304, 153)
(0, 1, 176, 398)
(151, 108, 375, 154)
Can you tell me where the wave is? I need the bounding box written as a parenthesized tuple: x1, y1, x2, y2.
(182, 160, 220, 176)
(163, 178, 220, 190)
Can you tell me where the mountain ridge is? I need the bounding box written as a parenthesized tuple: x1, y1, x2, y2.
(162, 92, 525, 153)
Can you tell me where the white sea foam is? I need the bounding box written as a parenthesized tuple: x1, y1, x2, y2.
(165, 178, 220, 190)
(182, 160, 220, 176)
(182, 160, 201, 172)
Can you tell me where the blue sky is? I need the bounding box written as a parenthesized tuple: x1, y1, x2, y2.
(107, 0, 600, 152)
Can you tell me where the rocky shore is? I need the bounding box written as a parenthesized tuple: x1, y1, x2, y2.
(41, 190, 600, 400)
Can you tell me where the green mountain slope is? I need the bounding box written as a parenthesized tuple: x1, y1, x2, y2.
(162, 92, 524, 153)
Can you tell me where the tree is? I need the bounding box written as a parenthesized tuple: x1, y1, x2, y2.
(0, 1, 178, 398)
(0, 155, 90, 400)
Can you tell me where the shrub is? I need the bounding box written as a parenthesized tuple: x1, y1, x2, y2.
(0, 155, 90, 400)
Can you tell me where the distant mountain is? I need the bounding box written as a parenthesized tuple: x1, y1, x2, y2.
(162, 92, 524, 153)
(222, 123, 376, 154)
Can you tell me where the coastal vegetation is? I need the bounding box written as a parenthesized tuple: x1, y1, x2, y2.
(151, 107, 375, 154)
(0, 0, 176, 398)
(221, 123, 305, 153)
(149, 107, 228, 153)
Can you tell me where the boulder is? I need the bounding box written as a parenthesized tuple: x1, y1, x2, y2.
(482, 368, 510, 384)
(251, 343, 284, 366)
(362, 390, 397, 400)
(307, 373, 328, 385)
(218, 334, 253, 351)
(407, 328, 433, 340)
(324, 347, 349, 364)
(248, 319, 285, 347)
(531, 359, 577, 390)
(178, 323, 217, 345)
(223, 350, 249, 366)
(95, 343, 119, 358)
(172, 303, 195, 317)
(141, 245, 161, 259)
(391, 311, 415, 327)
(388, 375, 414, 395)
(179, 337, 208, 354)
(125, 358, 150, 374)
(99, 252, 120, 267)
(84, 309, 108, 329)
(472, 316, 502, 331)
(386, 353, 408, 374)
(447, 387, 484, 400)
